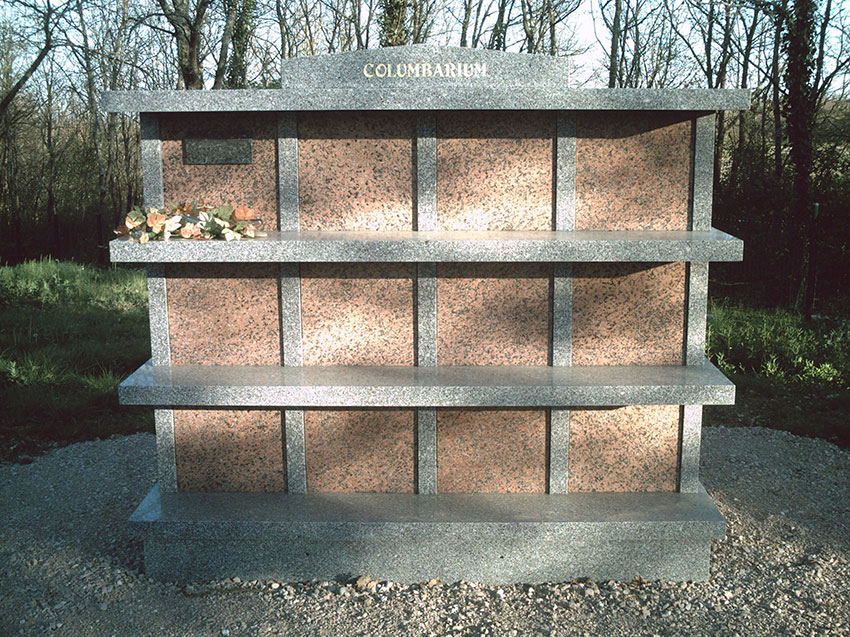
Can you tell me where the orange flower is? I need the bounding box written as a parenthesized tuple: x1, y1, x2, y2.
(147, 212, 167, 234)
(233, 205, 255, 221)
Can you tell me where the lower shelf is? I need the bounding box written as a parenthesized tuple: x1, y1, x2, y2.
(130, 485, 726, 583)
(119, 360, 735, 407)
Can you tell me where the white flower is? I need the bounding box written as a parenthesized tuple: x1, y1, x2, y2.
(165, 215, 182, 233)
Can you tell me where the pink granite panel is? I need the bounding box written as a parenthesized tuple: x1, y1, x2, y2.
(436, 111, 555, 231)
(575, 112, 692, 231)
(300, 263, 415, 366)
(174, 409, 285, 492)
(166, 263, 280, 366)
(437, 409, 547, 493)
(437, 263, 551, 366)
(298, 112, 414, 231)
(572, 262, 686, 366)
(160, 113, 278, 229)
(568, 406, 681, 492)
(305, 409, 414, 493)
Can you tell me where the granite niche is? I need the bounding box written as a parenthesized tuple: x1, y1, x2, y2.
(107, 45, 748, 583)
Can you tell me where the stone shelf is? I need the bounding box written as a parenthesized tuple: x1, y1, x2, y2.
(130, 483, 726, 582)
(119, 360, 735, 408)
(110, 229, 743, 263)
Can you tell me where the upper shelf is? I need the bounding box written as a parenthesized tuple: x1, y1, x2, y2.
(109, 229, 743, 264)
(102, 88, 750, 113)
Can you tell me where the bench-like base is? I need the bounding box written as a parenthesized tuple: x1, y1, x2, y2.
(130, 485, 725, 583)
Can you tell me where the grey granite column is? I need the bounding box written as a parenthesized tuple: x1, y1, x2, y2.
(141, 113, 176, 493)
(550, 112, 576, 494)
(680, 113, 715, 493)
(278, 115, 307, 494)
(416, 114, 438, 494)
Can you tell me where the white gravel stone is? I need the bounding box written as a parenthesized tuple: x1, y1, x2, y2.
(0, 427, 848, 635)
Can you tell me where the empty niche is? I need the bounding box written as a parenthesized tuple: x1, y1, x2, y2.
(298, 112, 415, 231)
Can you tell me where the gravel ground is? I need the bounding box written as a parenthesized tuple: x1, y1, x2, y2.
(1, 426, 848, 636)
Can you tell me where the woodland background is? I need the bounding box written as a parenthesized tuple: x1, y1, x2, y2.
(0, 0, 848, 314)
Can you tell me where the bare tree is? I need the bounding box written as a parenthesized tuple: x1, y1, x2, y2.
(155, 0, 213, 89)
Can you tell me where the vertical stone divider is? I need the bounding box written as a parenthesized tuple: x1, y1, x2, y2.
(278, 114, 306, 493)
(680, 113, 716, 494)
(140, 113, 177, 494)
(549, 112, 576, 495)
(416, 114, 438, 494)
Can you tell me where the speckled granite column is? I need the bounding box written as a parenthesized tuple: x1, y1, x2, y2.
(278, 114, 305, 494)
(416, 114, 438, 494)
(299, 112, 417, 493)
(550, 112, 576, 495)
(160, 114, 284, 492)
(569, 112, 693, 493)
(435, 111, 554, 493)
(680, 113, 717, 493)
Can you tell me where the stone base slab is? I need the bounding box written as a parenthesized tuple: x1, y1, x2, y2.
(130, 485, 725, 583)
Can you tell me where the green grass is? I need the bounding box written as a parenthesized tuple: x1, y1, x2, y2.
(0, 259, 152, 459)
(707, 301, 850, 389)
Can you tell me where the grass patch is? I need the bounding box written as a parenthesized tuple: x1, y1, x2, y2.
(707, 301, 850, 389)
(0, 258, 152, 460)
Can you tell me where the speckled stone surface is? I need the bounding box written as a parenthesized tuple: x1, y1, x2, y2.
(159, 113, 278, 229)
(300, 263, 415, 366)
(436, 263, 551, 365)
(165, 264, 280, 366)
(300, 263, 415, 493)
(437, 409, 546, 493)
(572, 262, 686, 366)
(298, 112, 414, 231)
(173, 409, 285, 492)
(568, 405, 681, 493)
(436, 111, 554, 231)
(304, 409, 415, 493)
(575, 113, 692, 232)
(165, 263, 281, 492)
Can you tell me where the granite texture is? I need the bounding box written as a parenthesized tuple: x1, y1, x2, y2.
(103, 89, 751, 114)
(575, 112, 691, 232)
(130, 483, 726, 582)
(436, 263, 551, 366)
(571, 262, 687, 366)
(119, 360, 737, 407)
(549, 409, 570, 494)
(692, 114, 716, 231)
(416, 408, 437, 494)
(145, 264, 171, 366)
(686, 262, 710, 365)
(416, 115, 437, 231)
(304, 409, 415, 493)
(277, 115, 299, 231)
(279, 263, 303, 366)
(552, 264, 572, 367)
(159, 113, 278, 229)
(679, 405, 703, 493)
(568, 405, 681, 493)
(300, 263, 415, 366)
(437, 409, 546, 493)
(143, 536, 714, 583)
(298, 112, 414, 231)
(165, 264, 280, 366)
(417, 263, 437, 366)
(140, 114, 164, 208)
(556, 112, 577, 232)
(182, 137, 251, 165)
(165, 263, 281, 493)
(154, 409, 177, 494)
(173, 409, 285, 492)
(109, 229, 744, 263)
(436, 111, 554, 231)
(284, 410, 306, 494)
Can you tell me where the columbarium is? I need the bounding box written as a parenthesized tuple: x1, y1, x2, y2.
(107, 45, 747, 583)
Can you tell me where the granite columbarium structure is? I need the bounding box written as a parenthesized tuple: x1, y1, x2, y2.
(106, 45, 748, 583)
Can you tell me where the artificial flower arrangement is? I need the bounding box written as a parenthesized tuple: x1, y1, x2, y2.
(114, 202, 267, 242)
